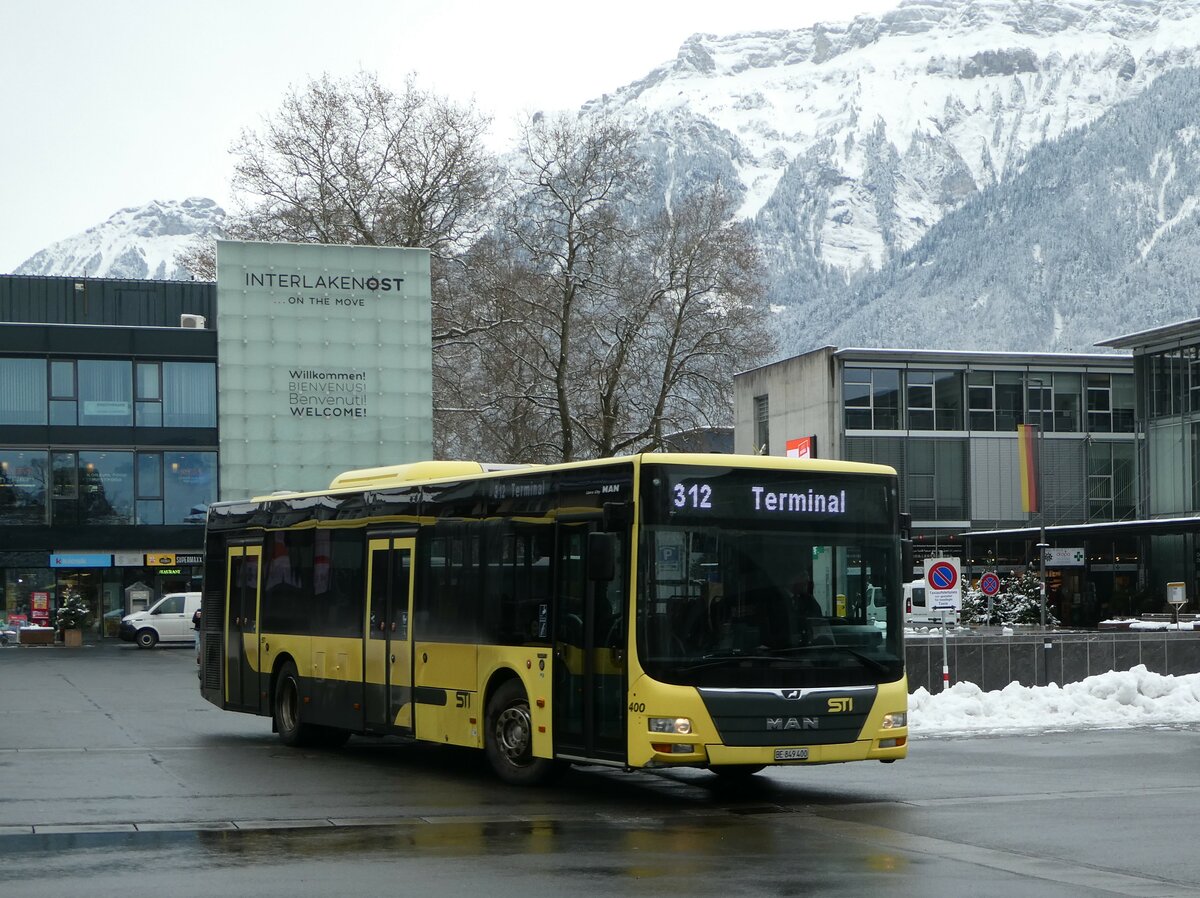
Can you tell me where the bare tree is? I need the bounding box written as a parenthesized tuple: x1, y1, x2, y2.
(445, 118, 772, 464)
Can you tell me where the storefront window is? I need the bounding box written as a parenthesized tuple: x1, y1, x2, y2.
(0, 450, 48, 525)
(2, 568, 55, 627)
(0, 359, 47, 425)
(78, 360, 132, 427)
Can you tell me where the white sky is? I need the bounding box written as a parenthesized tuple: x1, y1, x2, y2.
(0, 0, 898, 274)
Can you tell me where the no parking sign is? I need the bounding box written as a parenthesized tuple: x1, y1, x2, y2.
(923, 557, 962, 611)
(980, 572, 1001, 596)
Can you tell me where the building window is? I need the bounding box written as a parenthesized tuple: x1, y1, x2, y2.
(1087, 373, 1133, 433)
(77, 451, 134, 524)
(0, 359, 47, 426)
(136, 452, 163, 524)
(78, 360, 132, 427)
(1052, 372, 1081, 432)
(1089, 442, 1135, 521)
(0, 450, 48, 525)
(906, 371, 962, 431)
(163, 452, 217, 523)
(843, 368, 900, 430)
(163, 362, 217, 428)
(49, 360, 76, 425)
(136, 362, 163, 427)
(906, 439, 967, 520)
(995, 372, 1024, 431)
(753, 395, 769, 454)
(967, 372, 994, 430)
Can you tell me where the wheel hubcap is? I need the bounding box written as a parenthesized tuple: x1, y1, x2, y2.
(278, 678, 298, 732)
(495, 703, 532, 766)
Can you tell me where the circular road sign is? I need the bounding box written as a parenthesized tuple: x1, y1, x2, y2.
(928, 560, 958, 591)
(979, 572, 1001, 596)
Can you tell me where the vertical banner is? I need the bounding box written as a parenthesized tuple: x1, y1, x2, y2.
(1017, 423, 1039, 513)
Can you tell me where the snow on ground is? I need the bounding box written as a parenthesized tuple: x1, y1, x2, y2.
(910, 665, 1200, 737)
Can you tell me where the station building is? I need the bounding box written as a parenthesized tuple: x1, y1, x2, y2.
(0, 275, 218, 634)
(733, 346, 1140, 625)
(1, 241, 432, 638)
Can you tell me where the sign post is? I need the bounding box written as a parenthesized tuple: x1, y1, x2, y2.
(923, 557, 961, 691)
(1167, 581, 1187, 627)
(979, 571, 1000, 627)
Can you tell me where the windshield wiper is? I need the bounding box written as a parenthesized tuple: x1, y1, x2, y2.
(679, 650, 787, 672)
(771, 644, 892, 674)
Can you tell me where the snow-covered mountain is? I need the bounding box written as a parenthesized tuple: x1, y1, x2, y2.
(816, 65, 1200, 352)
(584, 0, 1200, 347)
(13, 198, 224, 281)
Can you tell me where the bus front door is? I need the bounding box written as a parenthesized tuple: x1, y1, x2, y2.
(224, 544, 263, 713)
(364, 536, 415, 734)
(553, 524, 627, 763)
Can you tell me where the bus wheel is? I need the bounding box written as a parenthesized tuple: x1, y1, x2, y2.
(273, 660, 317, 747)
(484, 680, 558, 786)
(710, 764, 765, 778)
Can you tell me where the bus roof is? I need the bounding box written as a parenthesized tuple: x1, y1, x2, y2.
(241, 453, 897, 504)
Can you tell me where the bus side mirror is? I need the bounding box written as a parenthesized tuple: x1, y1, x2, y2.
(901, 539, 914, 580)
(588, 532, 617, 582)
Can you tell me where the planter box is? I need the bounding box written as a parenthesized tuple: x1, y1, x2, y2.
(63, 628, 83, 647)
(19, 627, 55, 646)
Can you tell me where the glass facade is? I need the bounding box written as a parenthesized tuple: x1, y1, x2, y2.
(0, 449, 216, 527)
(844, 367, 1134, 435)
(0, 357, 216, 429)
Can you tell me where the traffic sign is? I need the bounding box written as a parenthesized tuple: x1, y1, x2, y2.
(923, 557, 962, 611)
(979, 572, 1001, 596)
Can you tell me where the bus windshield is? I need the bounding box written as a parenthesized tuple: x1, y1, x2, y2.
(638, 466, 903, 689)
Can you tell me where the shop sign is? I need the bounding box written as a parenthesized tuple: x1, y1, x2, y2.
(30, 592, 50, 625)
(146, 553, 176, 566)
(175, 554, 203, 566)
(50, 553, 111, 568)
(1045, 547, 1086, 567)
(157, 569, 182, 575)
(114, 552, 144, 567)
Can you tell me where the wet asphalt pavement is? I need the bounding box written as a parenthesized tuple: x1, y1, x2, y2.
(2, 639, 1199, 897)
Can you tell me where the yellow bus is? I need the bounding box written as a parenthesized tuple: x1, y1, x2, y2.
(199, 454, 909, 784)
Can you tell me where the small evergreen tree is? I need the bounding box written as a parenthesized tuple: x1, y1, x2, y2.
(961, 571, 1058, 627)
(55, 588, 91, 631)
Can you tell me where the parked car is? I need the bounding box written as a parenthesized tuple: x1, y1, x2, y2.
(118, 592, 202, 648)
(904, 579, 959, 626)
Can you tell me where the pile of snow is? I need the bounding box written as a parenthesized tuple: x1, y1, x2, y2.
(910, 665, 1200, 736)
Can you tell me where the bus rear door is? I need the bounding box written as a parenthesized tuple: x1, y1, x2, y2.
(364, 535, 415, 734)
(224, 544, 263, 713)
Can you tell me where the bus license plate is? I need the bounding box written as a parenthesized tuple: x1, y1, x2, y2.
(774, 748, 809, 761)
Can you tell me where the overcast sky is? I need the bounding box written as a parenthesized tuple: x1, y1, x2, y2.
(0, 0, 899, 274)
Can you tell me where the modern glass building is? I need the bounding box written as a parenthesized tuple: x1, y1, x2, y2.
(733, 346, 1138, 625)
(0, 275, 218, 637)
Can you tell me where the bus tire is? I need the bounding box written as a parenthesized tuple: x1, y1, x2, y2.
(136, 628, 158, 649)
(710, 764, 765, 778)
(273, 660, 318, 748)
(484, 679, 558, 786)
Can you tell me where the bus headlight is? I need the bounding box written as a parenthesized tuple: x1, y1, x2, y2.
(648, 717, 692, 735)
(881, 712, 907, 729)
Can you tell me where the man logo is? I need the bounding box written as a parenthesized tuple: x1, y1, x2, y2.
(782, 689, 802, 700)
(828, 697, 854, 713)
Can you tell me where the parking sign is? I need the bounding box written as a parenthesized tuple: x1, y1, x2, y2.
(923, 557, 962, 610)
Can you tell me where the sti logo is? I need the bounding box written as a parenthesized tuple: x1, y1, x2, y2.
(827, 697, 854, 713)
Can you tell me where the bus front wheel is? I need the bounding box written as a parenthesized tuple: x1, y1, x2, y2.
(484, 679, 558, 786)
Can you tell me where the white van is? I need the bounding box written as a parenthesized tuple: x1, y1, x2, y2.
(118, 592, 201, 648)
(904, 579, 959, 626)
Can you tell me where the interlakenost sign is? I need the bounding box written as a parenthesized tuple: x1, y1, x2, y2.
(216, 240, 432, 500)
